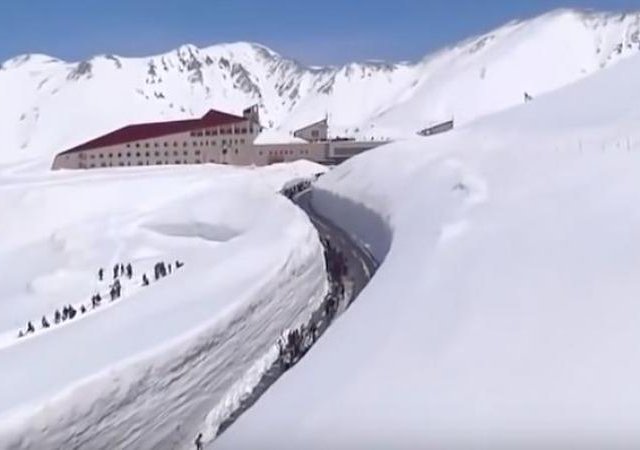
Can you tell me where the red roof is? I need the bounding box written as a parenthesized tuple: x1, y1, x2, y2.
(59, 109, 246, 155)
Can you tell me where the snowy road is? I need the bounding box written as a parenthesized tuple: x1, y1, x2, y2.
(211, 187, 380, 446)
(295, 189, 379, 299)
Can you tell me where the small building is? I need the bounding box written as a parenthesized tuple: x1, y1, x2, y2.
(293, 118, 328, 142)
(417, 119, 454, 137)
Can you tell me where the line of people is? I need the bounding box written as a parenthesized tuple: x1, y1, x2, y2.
(277, 239, 348, 369)
(17, 259, 186, 339)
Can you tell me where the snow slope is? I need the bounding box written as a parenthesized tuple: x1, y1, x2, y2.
(2, 9, 640, 164)
(215, 46, 640, 448)
(0, 160, 328, 449)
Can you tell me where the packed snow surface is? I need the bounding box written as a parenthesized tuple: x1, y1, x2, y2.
(0, 160, 328, 449)
(216, 48, 640, 448)
(2, 9, 640, 164)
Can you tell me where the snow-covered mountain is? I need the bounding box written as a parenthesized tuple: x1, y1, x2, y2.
(2, 8, 640, 164)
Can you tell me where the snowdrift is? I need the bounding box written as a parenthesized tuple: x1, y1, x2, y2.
(0, 161, 328, 449)
(216, 49, 640, 448)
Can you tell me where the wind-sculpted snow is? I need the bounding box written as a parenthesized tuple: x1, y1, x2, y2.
(0, 161, 328, 449)
(216, 52, 640, 448)
(3, 9, 640, 164)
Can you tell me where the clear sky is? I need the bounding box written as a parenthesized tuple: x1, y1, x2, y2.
(1, 0, 638, 66)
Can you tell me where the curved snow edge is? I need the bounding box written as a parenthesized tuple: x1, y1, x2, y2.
(309, 188, 392, 264)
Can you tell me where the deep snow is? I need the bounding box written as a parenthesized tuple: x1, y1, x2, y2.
(215, 46, 640, 448)
(0, 160, 328, 449)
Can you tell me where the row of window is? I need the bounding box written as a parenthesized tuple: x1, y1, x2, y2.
(190, 126, 254, 137)
(83, 160, 207, 168)
(124, 138, 245, 149)
(259, 149, 311, 156)
(86, 149, 202, 159)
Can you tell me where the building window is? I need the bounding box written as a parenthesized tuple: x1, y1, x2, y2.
(90, 154, 95, 159)
(145, 151, 150, 157)
(212, 130, 218, 136)
(240, 139, 245, 144)
(173, 141, 178, 147)
(145, 143, 150, 148)
(154, 151, 159, 156)
(222, 149, 228, 155)
(137, 161, 143, 165)
(164, 151, 169, 156)
(154, 142, 159, 148)
(234, 149, 238, 154)
(136, 143, 140, 148)
(156, 161, 162, 165)
(205, 131, 211, 136)
(195, 159, 201, 164)
(192, 141, 197, 147)
(136, 152, 141, 157)
(100, 162, 106, 167)
(117, 153, 122, 157)
(164, 142, 168, 147)
(173, 151, 178, 156)
(195, 150, 201, 155)
(108, 153, 113, 158)
(126, 152, 131, 157)
(126, 144, 130, 148)
(241, 128, 247, 134)
(183, 150, 188, 156)
(222, 139, 226, 145)
(175, 160, 181, 164)
(183, 142, 188, 147)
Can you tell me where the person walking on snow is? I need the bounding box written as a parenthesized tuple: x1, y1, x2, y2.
(194, 433, 203, 450)
(41, 316, 50, 329)
(126, 263, 133, 279)
(98, 268, 104, 281)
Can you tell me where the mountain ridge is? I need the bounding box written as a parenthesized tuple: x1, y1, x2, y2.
(2, 8, 640, 164)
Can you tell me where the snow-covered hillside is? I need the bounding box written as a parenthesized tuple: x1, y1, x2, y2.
(0, 161, 327, 449)
(2, 8, 640, 164)
(216, 42, 640, 448)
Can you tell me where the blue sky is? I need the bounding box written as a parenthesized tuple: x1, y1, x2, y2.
(1, 0, 638, 65)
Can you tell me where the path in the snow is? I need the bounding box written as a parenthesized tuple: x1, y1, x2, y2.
(210, 187, 379, 445)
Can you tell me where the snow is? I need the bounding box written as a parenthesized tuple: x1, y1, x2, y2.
(2, 9, 640, 165)
(215, 49, 640, 448)
(0, 160, 329, 449)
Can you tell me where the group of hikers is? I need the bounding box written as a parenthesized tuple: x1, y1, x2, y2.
(17, 259, 186, 339)
(277, 234, 349, 370)
(281, 179, 312, 200)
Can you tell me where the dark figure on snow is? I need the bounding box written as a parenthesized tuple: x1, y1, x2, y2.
(142, 274, 150, 286)
(26, 321, 35, 334)
(194, 433, 203, 450)
(154, 262, 167, 280)
(176, 260, 184, 269)
(61, 306, 68, 321)
(524, 92, 533, 102)
(98, 268, 104, 281)
(168, 263, 172, 274)
(120, 263, 125, 275)
(113, 264, 119, 279)
(126, 263, 133, 279)
(41, 316, 50, 329)
(17, 330, 24, 338)
(80, 305, 87, 314)
(54, 309, 62, 324)
(68, 305, 77, 320)
(92, 294, 101, 309)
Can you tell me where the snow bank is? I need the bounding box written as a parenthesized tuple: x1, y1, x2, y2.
(216, 52, 640, 448)
(0, 161, 328, 449)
